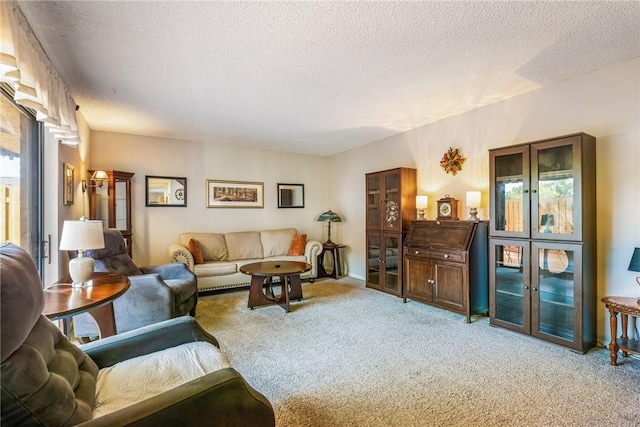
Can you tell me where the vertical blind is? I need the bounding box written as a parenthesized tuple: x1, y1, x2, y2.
(0, 0, 80, 146)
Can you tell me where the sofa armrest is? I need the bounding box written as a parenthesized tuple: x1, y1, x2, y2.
(82, 316, 218, 368)
(141, 262, 196, 282)
(79, 367, 275, 427)
(304, 240, 323, 279)
(169, 243, 194, 271)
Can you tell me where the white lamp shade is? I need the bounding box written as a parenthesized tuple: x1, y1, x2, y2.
(59, 220, 105, 251)
(466, 191, 481, 208)
(416, 195, 428, 209)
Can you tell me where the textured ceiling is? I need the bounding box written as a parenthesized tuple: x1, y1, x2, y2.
(17, 1, 640, 156)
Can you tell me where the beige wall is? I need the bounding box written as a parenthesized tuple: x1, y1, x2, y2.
(328, 57, 640, 344)
(90, 133, 330, 266)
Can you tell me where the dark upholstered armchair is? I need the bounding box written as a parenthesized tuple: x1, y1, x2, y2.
(1, 242, 275, 426)
(71, 229, 198, 338)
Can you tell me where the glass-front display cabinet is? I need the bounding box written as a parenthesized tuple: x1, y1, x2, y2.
(366, 233, 402, 296)
(88, 170, 134, 256)
(490, 145, 530, 238)
(490, 134, 594, 242)
(490, 239, 591, 351)
(488, 133, 596, 353)
(366, 168, 416, 233)
(365, 167, 416, 297)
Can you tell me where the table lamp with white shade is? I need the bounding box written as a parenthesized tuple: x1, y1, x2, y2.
(466, 191, 481, 221)
(59, 218, 105, 287)
(416, 195, 428, 220)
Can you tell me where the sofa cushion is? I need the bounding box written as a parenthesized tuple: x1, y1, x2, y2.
(180, 233, 228, 261)
(188, 239, 204, 264)
(194, 262, 237, 277)
(261, 228, 297, 258)
(287, 234, 307, 256)
(225, 232, 263, 261)
(94, 341, 233, 418)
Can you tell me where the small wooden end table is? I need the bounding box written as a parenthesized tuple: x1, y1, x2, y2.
(601, 296, 640, 366)
(240, 261, 311, 312)
(317, 243, 346, 279)
(43, 272, 130, 339)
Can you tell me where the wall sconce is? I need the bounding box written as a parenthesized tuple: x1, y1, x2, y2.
(627, 247, 640, 303)
(81, 170, 109, 193)
(416, 195, 428, 220)
(466, 191, 481, 220)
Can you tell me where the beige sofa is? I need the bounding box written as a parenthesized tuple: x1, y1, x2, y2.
(169, 228, 322, 292)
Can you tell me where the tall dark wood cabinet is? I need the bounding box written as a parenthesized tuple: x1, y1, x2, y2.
(404, 220, 489, 322)
(88, 170, 134, 256)
(488, 133, 596, 353)
(365, 167, 416, 296)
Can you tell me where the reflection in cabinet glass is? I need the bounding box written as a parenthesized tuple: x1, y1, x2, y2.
(491, 241, 529, 329)
(532, 142, 576, 239)
(367, 233, 402, 294)
(493, 148, 528, 235)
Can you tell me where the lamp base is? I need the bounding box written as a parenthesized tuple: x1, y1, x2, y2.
(417, 209, 426, 220)
(468, 208, 478, 221)
(69, 257, 94, 288)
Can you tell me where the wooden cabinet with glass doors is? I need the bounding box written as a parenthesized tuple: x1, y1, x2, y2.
(88, 170, 134, 256)
(365, 167, 416, 296)
(488, 133, 596, 352)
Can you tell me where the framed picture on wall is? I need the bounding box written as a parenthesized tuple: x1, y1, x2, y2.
(206, 179, 264, 208)
(63, 163, 74, 205)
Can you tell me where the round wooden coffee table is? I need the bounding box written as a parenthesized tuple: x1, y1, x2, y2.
(240, 261, 311, 312)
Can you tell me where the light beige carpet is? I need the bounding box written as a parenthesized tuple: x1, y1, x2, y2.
(195, 278, 640, 427)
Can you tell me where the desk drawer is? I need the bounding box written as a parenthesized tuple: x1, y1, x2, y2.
(404, 247, 466, 263)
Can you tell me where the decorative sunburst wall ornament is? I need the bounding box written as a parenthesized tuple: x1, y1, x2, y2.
(439, 147, 466, 176)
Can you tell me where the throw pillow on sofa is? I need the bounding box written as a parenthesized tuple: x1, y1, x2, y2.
(188, 238, 204, 264)
(287, 234, 307, 256)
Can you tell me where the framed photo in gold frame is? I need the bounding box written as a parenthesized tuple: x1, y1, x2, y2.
(63, 163, 74, 205)
(206, 180, 264, 208)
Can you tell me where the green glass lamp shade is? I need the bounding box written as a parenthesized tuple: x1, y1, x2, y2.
(317, 210, 342, 223)
(317, 210, 342, 245)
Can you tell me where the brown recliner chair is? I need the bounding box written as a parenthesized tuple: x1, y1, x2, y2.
(71, 228, 198, 338)
(1, 242, 275, 426)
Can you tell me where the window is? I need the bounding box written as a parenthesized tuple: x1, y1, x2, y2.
(0, 86, 42, 270)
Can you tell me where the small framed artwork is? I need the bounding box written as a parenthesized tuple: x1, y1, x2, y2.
(206, 179, 264, 208)
(277, 183, 305, 208)
(63, 163, 74, 206)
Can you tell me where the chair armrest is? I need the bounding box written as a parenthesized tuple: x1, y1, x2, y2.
(304, 240, 323, 278)
(168, 243, 194, 271)
(82, 317, 218, 368)
(79, 367, 275, 427)
(141, 262, 196, 281)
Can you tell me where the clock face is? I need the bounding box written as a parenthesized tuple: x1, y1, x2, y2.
(439, 202, 451, 217)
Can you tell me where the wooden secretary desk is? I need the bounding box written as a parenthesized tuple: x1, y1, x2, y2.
(403, 220, 489, 323)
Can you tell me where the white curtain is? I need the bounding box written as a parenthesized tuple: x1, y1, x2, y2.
(0, 0, 80, 146)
